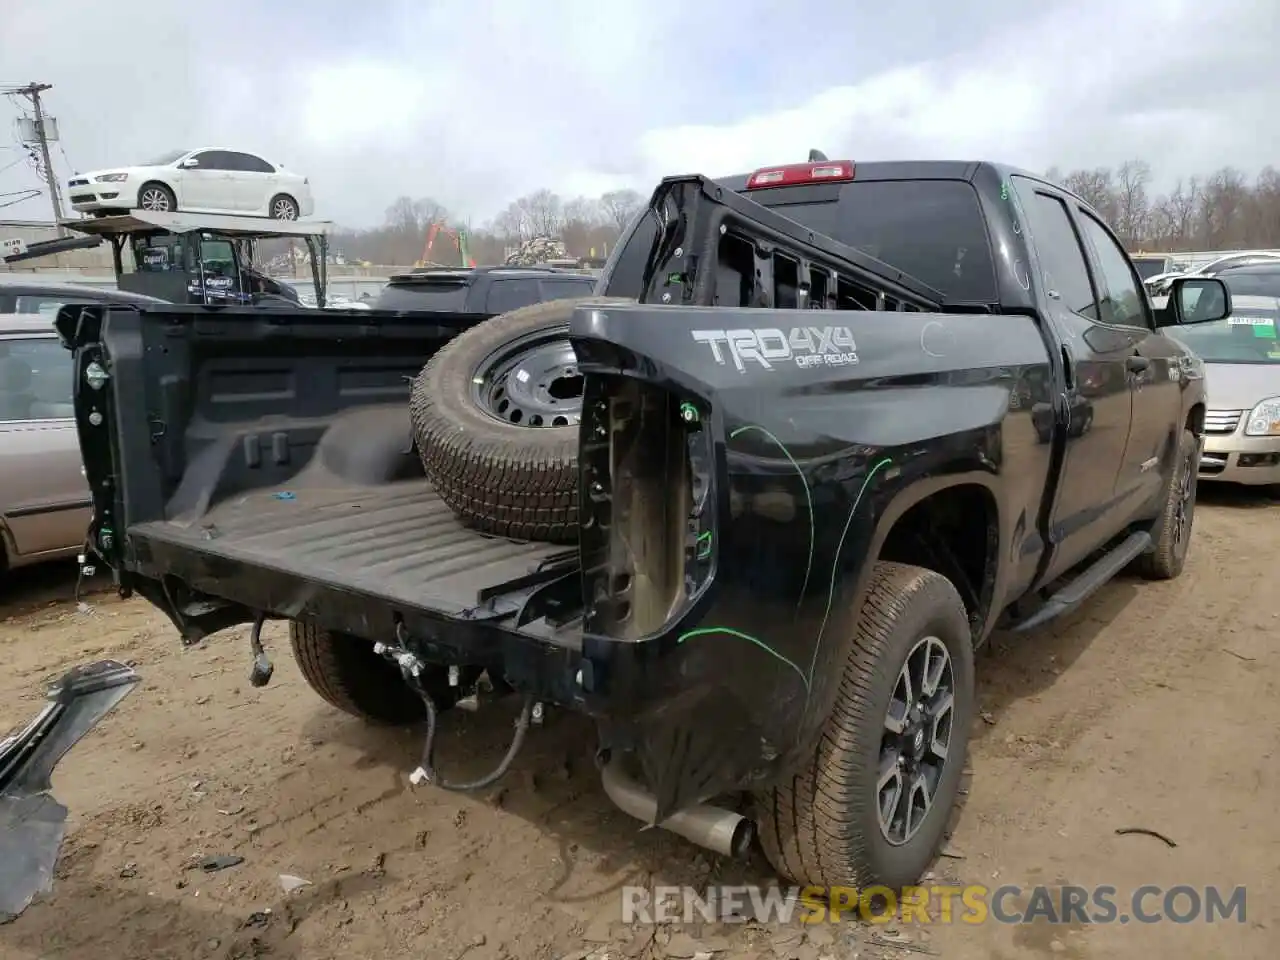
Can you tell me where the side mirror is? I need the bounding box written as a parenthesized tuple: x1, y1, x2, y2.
(179, 157, 198, 168)
(1168, 276, 1232, 325)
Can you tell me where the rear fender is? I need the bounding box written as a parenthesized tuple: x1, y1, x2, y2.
(568, 301, 1041, 819)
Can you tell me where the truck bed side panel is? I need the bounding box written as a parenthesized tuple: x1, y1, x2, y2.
(570, 302, 1054, 817)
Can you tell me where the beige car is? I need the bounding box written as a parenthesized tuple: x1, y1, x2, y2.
(1166, 294, 1280, 487)
(0, 314, 90, 573)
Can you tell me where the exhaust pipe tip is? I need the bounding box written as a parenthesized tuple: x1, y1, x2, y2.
(724, 816, 755, 860)
(601, 758, 755, 860)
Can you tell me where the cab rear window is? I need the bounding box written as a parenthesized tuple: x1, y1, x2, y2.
(764, 180, 996, 303)
(603, 178, 997, 304)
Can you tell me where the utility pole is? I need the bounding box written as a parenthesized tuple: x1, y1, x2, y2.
(5, 82, 66, 236)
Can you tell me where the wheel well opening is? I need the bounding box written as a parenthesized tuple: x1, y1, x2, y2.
(1186, 403, 1205, 437)
(877, 485, 997, 639)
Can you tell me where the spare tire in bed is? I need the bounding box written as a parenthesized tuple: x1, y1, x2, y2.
(408, 296, 632, 543)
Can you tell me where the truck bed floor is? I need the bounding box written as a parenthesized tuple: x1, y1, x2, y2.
(129, 481, 568, 617)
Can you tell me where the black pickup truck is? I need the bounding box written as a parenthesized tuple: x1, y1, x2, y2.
(60, 157, 1230, 892)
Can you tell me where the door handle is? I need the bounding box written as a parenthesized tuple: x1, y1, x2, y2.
(1126, 355, 1150, 374)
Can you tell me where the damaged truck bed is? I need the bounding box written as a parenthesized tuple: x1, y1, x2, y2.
(64, 159, 1223, 891)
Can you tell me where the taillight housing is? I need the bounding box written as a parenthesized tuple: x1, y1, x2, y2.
(745, 160, 854, 189)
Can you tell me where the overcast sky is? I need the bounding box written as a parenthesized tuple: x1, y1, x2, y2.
(2, 0, 1277, 228)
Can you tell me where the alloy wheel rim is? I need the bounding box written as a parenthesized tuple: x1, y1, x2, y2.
(140, 189, 170, 211)
(878, 635, 955, 846)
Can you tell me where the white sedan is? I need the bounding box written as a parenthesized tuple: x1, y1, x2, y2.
(67, 148, 315, 220)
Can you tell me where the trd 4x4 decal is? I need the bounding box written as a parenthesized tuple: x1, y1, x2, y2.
(690, 326, 859, 373)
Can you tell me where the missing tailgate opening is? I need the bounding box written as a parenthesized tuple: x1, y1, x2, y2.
(590, 379, 691, 640)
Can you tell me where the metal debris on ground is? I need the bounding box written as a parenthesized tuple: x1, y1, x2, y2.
(192, 854, 245, 872)
(279, 874, 312, 893)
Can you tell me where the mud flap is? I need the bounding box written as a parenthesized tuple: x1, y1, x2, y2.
(0, 659, 139, 923)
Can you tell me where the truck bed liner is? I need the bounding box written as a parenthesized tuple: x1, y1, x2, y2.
(129, 480, 567, 617)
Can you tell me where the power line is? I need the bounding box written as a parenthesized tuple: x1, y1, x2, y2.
(1, 82, 66, 235)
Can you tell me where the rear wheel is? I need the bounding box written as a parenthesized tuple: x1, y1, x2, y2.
(290, 622, 452, 725)
(270, 194, 300, 220)
(137, 182, 176, 212)
(756, 562, 975, 889)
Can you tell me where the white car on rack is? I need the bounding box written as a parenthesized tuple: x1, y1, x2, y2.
(67, 148, 315, 220)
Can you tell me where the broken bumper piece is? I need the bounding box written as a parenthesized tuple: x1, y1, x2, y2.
(0, 659, 139, 923)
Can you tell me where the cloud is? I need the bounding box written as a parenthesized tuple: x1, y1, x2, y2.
(2, 0, 1276, 228)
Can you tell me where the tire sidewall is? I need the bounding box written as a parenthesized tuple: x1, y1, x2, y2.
(1168, 428, 1199, 567)
(851, 573, 976, 888)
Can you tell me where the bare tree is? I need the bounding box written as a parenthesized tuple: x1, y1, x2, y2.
(599, 189, 644, 232)
(383, 196, 419, 233)
(1114, 160, 1152, 247)
(1061, 168, 1119, 225)
(516, 189, 564, 237)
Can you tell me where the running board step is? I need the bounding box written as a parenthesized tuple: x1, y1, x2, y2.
(1010, 531, 1152, 633)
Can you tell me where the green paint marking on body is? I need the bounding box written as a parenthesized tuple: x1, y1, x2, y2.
(809, 457, 894, 682)
(677, 428, 892, 699)
(729, 424, 814, 612)
(695, 530, 713, 559)
(678, 626, 810, 691)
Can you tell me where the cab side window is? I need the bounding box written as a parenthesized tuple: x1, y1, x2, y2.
(1077, 213, 1150, 329)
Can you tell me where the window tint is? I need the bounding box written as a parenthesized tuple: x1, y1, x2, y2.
(231, 152, 275, 174)
(540, 278, 595, 301)
(191, 151, 234, 170)
(0, 336, 73, 421)
(1223, 271, 1280, 299)
(1014, 185, 1097, 319)
(374, 280, 470, 312)
(486, 278, 544, 313)
(1078, 213, 1148, 328)
(766, 180, 997, 302)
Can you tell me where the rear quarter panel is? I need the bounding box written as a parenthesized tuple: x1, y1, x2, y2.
(571, 303, 1054, 814)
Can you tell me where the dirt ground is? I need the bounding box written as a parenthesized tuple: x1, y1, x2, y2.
(0, 488, 1276, 960)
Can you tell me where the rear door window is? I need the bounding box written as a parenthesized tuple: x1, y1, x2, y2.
(1012, 182, 1098, 320)
(0, 336, 73, 421)
(485, 278, 544, 313)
